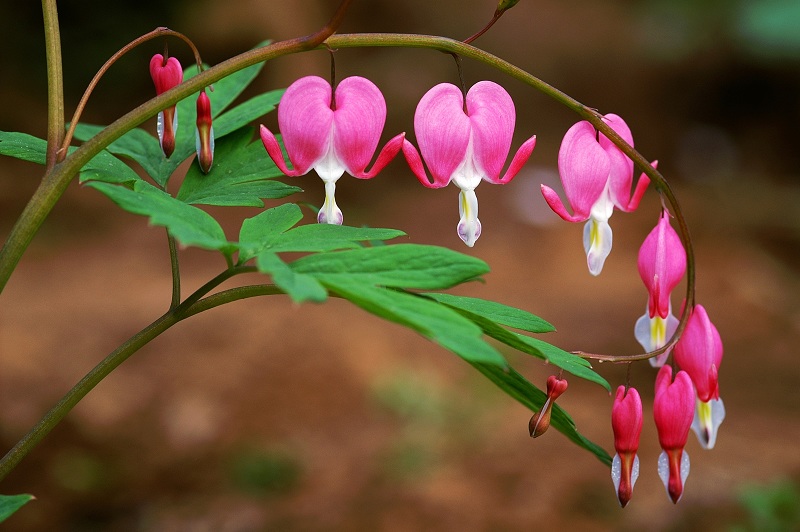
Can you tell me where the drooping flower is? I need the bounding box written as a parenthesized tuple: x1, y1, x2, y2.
(634, 211, 686, 366)
(528, 375, 567, 438)
(402, 81, 536, 247)
(260, 75, 405, 225)
(674, 304, 725, 449)
(541, 114, 651, 275)
(149, 54, 183, 158)
(653, 366, 695, 504)
(611, 385, 643, 507)
(195, 89, 214, 174)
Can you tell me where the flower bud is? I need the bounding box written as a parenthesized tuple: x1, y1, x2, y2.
(529, 375, 568, 438)
(611, 386, 642, 507)
(149, 54, 183, 158)
(195, 90, 214, 174)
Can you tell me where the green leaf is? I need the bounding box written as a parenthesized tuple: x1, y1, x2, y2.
(427, 297, 608, 389)
(176, 127, 300, 207)
(423, 293, 555, 333)
(79, 149, 142, 186)
(0, 494, 34, 523)
(0, 130, 141, 186)
(292, 244, 487, 290)
(87, 180, 235, 255)
(470, 362, 612, 466)
(257, 252, 327, 303)
(321, 279, 506, 366)
(72, 124, 164, 180)
(239, 203, 304, 261)
(509, 333, 610, 390)
(0, 131, 47, 163)
(270, 224, 406, 253)
(239, 205, 405, 263)
(212, 89, 284, 138)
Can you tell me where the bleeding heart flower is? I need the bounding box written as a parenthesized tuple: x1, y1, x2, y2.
(540, 114, 651, 275)
(634, 211, 686, 366)
(653, 366, 695, 504)
(674, 304, 725, 449)
(260, 75, 405, 225)
(149, 54, 183, 158)
(402, 81, 536, 247)
(611, 385, 643, 507)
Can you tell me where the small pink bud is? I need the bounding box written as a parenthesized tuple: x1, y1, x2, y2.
(611, 386, 643, 507)
(653, 366, 694, 503)
(195, 90, 214, 174)
(529, 375, 568, 438)
(149, 54, 183, 158)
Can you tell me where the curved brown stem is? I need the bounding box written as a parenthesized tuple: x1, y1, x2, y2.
(58, 27, 203, 162)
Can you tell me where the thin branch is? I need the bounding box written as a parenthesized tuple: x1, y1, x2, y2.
(167, 232, 181, 310)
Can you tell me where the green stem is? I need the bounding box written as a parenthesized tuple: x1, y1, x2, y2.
(167, 232, 180, 310)
(0, 265, 258, 481)
(41, 0, 64, 171)
(0, 311, 178, 481)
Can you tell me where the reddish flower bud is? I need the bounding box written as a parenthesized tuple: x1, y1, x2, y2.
(529, 375, 568, 438)
(611, 385, 642, 507)
(195, 90, 214, 174)
(149, 54, 183, 158)
(654, 366, 695, 503)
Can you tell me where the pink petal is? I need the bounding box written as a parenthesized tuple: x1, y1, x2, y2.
(414, 83, 471, 186)
(278, 76, 334, 175)
(466, 81, 515, 181)
(673, 305, 723, 402)
(654, 367, 695, 450)
(638, 210, 686, 318)
(402, 139, 444, 188)
(351, 132, 405, 179)
(612, 386, 643, 454)
(556, 121, 611, 220)
(259, 125, 303, 177)
(622, 160, 655, 212)
(599, 114, 636, 210)
(540, 184, 587, 222)
(332, 76, 387, 176)
(494, 134, 536, 184)
(150, 55, 183, 95)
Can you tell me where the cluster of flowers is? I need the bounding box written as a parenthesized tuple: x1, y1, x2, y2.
(149, 61, 724, 507)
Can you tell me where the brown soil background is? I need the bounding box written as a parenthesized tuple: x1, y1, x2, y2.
(1, 1, 799, 530)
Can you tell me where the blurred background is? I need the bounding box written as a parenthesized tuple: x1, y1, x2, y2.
(1, 0, 800, 530)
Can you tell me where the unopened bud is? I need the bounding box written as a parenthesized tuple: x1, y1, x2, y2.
(195, 90, 214, 174)
(497, 0, 521, 13)
(529, 375, 568, 438)
(149, 54, 183, 158)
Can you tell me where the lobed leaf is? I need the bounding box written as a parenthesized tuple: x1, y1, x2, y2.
(256, 252, 327, 303)
(87, 180, 235, 255)
(291, 244, 487, 291)
(239, 204, 405, 263)
(177, 127, 300, 207)
(0, 130, 141, 186)
(321, 279, 507, 366)
(428, 297, 608, 389)
(424, 293, 555, 333)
